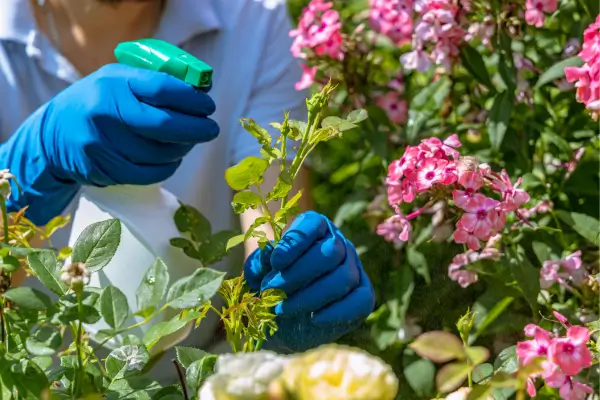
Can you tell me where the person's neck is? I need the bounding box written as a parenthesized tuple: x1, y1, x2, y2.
(31, 0, 164, 76)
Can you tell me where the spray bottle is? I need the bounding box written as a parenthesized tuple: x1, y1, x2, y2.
(67, 39, 213, 353)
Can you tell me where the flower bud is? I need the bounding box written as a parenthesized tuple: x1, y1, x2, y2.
(0, 169, 16, 200)
(60, 262, 90, 291)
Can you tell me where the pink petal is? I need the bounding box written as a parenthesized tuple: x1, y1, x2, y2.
(566, 325, 591, 344)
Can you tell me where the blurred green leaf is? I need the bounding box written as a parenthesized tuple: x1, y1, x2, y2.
(409, 331, 465, 363)
(460, 44, 495, 90)
(225, 156, 269, 191)
(556, 210, 600, 245)
(488, 91, 513, 152)
(535, 56, 583, 88)
(436, 362, 470, 393)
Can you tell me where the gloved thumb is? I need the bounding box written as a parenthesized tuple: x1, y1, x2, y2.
(244, 242, 274, 292)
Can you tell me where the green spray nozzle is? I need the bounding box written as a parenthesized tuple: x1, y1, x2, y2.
(114, 38, 213, 88)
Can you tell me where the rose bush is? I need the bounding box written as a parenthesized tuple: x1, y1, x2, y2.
(286, 0, 599, 399)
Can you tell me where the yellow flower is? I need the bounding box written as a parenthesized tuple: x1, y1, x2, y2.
(274, 344, 398, 400)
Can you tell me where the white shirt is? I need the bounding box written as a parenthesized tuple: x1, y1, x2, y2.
(0, 0, 306, 384)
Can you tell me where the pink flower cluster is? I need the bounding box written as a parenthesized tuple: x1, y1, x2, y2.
(290, 0, 344, 90)
(375, 73, 409, 124)
(565, 15, 600, 121)
(448, 235, 501, 287)
(540, 251, 588, 290)
(517, 319, 593, 400)
(400, 0, 467, 71)
(369, 0, 414, 46)
(379, 135, 530, 248)
(524, 0, 558, 27)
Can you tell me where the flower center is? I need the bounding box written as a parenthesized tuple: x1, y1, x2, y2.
(476, 210, 487, 220)
(537, 345, 547, 355)
(563, 343, 575, 354)
(425, 171, 436, 180)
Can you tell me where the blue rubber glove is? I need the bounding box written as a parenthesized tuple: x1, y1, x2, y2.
(244, 211, 375, 352)
(0, 63, 219, 225)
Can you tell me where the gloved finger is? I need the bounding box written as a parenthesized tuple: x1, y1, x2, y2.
(119, 101, 220, 144)
(312, 255, 375, 326)
(127, 68, 216, 116)
(270, 211, 331, 271)
(261, 231, 345, 294)
(274, 245, 360, 317)
(102, 128, 194, 165)
(87, 147, 183, 186)
(244, 244, 274, 292)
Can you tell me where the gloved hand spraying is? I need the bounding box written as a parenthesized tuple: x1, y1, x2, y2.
(0, 63, 219, 225)
(244, 211, 376, 352)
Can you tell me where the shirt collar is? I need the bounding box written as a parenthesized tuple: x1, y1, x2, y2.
(0, 0, 222, 45)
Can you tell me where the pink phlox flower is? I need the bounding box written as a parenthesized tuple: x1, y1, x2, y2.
(488, 169, 530, 212)
(548, 325, 593, 376)
(457, 194, 500, 240)
(369, 0, 414, 46)
(453, 171, 483, 210)
(295, 65, 317, 90)
(517, 324, 553, 365)
(376, 91, 408, 124)
(524, 0, 557, 27)
(453, 220, 480, 250)
(408, 158, 451, 191)
(559, 378, 594, 400)
(540, 250, 587, 289)
(447, 246, 500, 288)
(376, 214, 412, 243)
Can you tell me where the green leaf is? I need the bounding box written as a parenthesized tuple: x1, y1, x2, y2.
(135, 258, 169, 317)
(225, 156, 269, 191)
(532, 241, 552, 265)
(175, 346, 210, 369)
(25, 326, 62, 356)
(404, 358, 435, 397)
(465, 346, 490, 365)
(240, 118, 272, 147)
(487, 91, 513, 152)
(507, 246, 540, 315)
(556, 210, 600, 245)
(71, 219, 121, 272)
(173, 204, 212, 243)
(197, 230, 240, 265)
(3, 287, 51, 311)
(44, 215, 71, 239)
(226, 234, 246, 251)
(166, 268, 225, 309)
(106, 376, 161, 399)
(407, 247, 430, 285)
(498, 53, 516, 92)
(274, 190, 303, 221)
(494, 345, 518, 374)
(232, 191, 263, 210)
(436, 362, 471, 393)
(186, 355, 218, 393)
(346, 109, 368, 124)
(473, 363, 494, 384)
(333, 200, 368, 227)
(535, 56, 583, 88)
(27, 250, 67, 295)
(321, 116, 358, 132)
(267, 171, 293, 201)
(11, 360, 49, 400)
(0, 255, 20, 273)
(58, 304, 101, 324)
(170, 237, 193, 250)
(472, 297, 514, 340)
(409, 331, 466, 363)
(106, 345, 150, 381)
(460, 44, 494, 89)
(101, 285, 130, 329)
(142, 311, 200, 349)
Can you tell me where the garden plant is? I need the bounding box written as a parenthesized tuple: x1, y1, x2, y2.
(0, 0, 597, 399)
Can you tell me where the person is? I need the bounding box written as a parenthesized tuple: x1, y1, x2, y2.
(0, 0, 375, 383)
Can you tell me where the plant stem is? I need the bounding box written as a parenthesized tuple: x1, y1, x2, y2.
(74, 290, 86, 397)
(0, 198, 9, 245)
(172, 359, 189, 400)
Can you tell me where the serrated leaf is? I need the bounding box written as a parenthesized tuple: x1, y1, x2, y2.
(173, 204, 211, 243)
(44, 215, 71, 239)
(71, 219, 121, 272)
(105, 345, 150, 381)
(473, 363, 494, 384)
(175, 347, 210, 369)
(142, 312, 200, 349)
(409, 331, 466, 362)
(27, 250, 67, 295)
(135, 258, 169, 317)
(3, 287, 51, 311)
(225, 157, 269, 191)
(436, 362, 471, 393)
(404, 358, 435, 397)
(226, 234, 246, 251)
(100, 285, 130, 329)
(494, 345, 518, 374)
(346, 109, 368, 123)
(197, 230, 239, 265)
(240, 118, 272, 147)
(166, 268, 225, 309)
(535, 56, 583, 88)
(186, 355, 218, 393)
(58, 304, 101, 324)
(232, 192, 262, 209)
